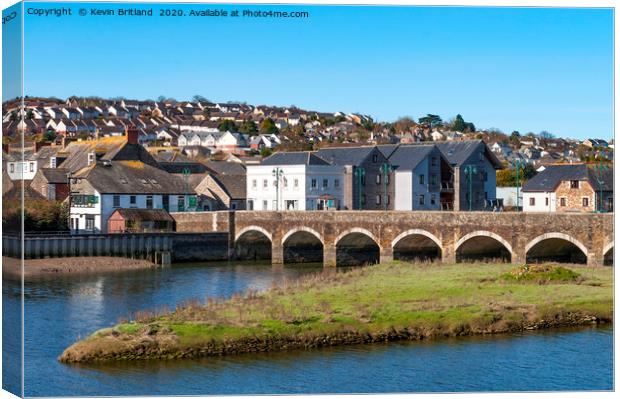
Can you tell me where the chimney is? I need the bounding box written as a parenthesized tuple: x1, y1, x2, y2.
(126, 127, 139, 145)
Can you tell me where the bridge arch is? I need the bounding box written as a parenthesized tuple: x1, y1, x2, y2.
(335, 227, 381, 266)
(281, 227, 324, 264)
(603, 241, 614, 266)
(455, 230, 512, 263)
(235, 226, 272, 243)
(525, 232, 588, 264)
(234, 226, 272, 261)
(391, 229, 443, 262)
(335, 228, 381, 249)
(282, 227, 324, 246)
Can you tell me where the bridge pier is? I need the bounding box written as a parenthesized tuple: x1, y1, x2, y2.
(512, 251, 526, 265)
(324, 245, 337, 267)
(272, 243, 284, 265)
(587, 253, 603, 268)
(441, 245, 456, 264)
(380, 247, 393, 263)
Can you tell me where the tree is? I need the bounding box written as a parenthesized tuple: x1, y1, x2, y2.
(218, 120, 238, 132)
(157, 95, 166, 102)
(43, 130, 57, 142)
(192, 95, 209, 103)
(418, 114, 443, 128)
(539, 130, 555, 139)
(453, 114, 466, 131)
(495, 164, 537, 187)
(260, 118, 279, 134)
(260, 147, 273, 158)
(239, 120, 258, 135)
(509, 131, 521, 145)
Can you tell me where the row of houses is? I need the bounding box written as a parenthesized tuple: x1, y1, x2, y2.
(2, 130, 613, 235)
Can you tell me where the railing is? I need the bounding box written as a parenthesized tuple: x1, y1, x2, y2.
(440, 181, 454, 191)
(3, 233, 173, 260)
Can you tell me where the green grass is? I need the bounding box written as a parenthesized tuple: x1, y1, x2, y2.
(60, 262, 613, 362)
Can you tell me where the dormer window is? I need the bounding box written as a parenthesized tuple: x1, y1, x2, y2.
(372, 154, 378, 163)
(570, 180, 579, 189)
(87, 152, 96, 166)
(50, 157, 56, 168)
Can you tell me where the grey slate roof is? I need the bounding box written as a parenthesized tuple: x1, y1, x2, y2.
(315, 146, 375, 166)
(523, 164, 614, 192)
(39, 168, 70, 184)
(434, 140, 503, 169)
(75, 161, 192, 195)
(211, 174, 246, 199)
(261, 152, 329, 166)
(387, 145, 436, 170)
(110, 208, 174, 222)
(203, 161, 246, 175)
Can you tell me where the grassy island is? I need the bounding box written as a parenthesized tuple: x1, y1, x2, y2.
(59, 262, 613, 363)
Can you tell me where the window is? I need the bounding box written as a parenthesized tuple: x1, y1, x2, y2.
(262, 200, 268, 210)
(162, 195, 169, 211)
(431, 194, 436, 205)
(146, 195, 153, 209)
(177, 196, 185, 212)
(130, 195, 137, 207)
(334, 179, 340, 188)
(263, 179, 268, 189)
(419, 174, 425, 185)
(323, 178, 328, 188)
(113, 195, 120, 208)
(560, 197, 567, 207)
(247, 200, 254, 210)
(311, 179, 317, 188)
(252, 179, 257, 189)
(431, 157, 437, 167)
(376, 174, 381, 185)
(482, 171, 488, 182)
(385, 174, 390, 185)
(294, 178, 299, 188)
(50, 157, 56, 168)
(419, 194, 425, 205)
(29, 162, 34, 172)
(570, 180, 579, 189)
(478, 152, 484, 161)
(430, 174, 437, 185)
(283, 178, 288, 188)
(376, 195, 381, 205)
(231, 203, 237, 210)
(361, 194, 366, 205)
(272, 200, 277, 209)
(545, 197, 549, 206)
(529, 197, 535, 206)
(372, 154, 378, 163)
(361, 175, 366, 186)
(582, 197, 589, 207)
(9, 164, 14, 173)
(385, 195, 390, 205)
(85, 215, 95, 231)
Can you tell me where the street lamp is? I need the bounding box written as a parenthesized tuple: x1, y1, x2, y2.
(463, 165, 478, 211)
(380, 163, 391, 211)
(354, 167, 366, 210)
(511, 159, 527, 212)
(272, 167, 284, 211)
(593, 160, 609, 213)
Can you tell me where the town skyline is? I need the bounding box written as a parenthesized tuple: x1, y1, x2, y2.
(8, 4, 612, 140)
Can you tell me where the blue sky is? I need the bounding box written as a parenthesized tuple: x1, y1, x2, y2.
(15, 3, 615, 139)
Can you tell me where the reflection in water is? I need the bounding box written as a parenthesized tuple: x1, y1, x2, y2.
(1, 261, 613, 396)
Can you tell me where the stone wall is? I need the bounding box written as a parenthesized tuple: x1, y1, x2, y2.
(171, 211, 614, 267)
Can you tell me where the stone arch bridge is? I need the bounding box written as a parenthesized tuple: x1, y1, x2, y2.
(171, 211, 613, 267)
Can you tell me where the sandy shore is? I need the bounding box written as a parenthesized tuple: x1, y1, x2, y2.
(2, 256, 157, 279)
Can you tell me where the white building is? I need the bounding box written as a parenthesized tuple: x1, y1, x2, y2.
(69, 160, 196, 233)
(246, 152, 345, 211)
(388, 145, 448, 211)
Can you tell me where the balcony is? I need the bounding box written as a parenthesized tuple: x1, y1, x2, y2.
(440, 181, 454, 193)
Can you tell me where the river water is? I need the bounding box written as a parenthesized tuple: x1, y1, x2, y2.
(2, 262, 613, 396)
